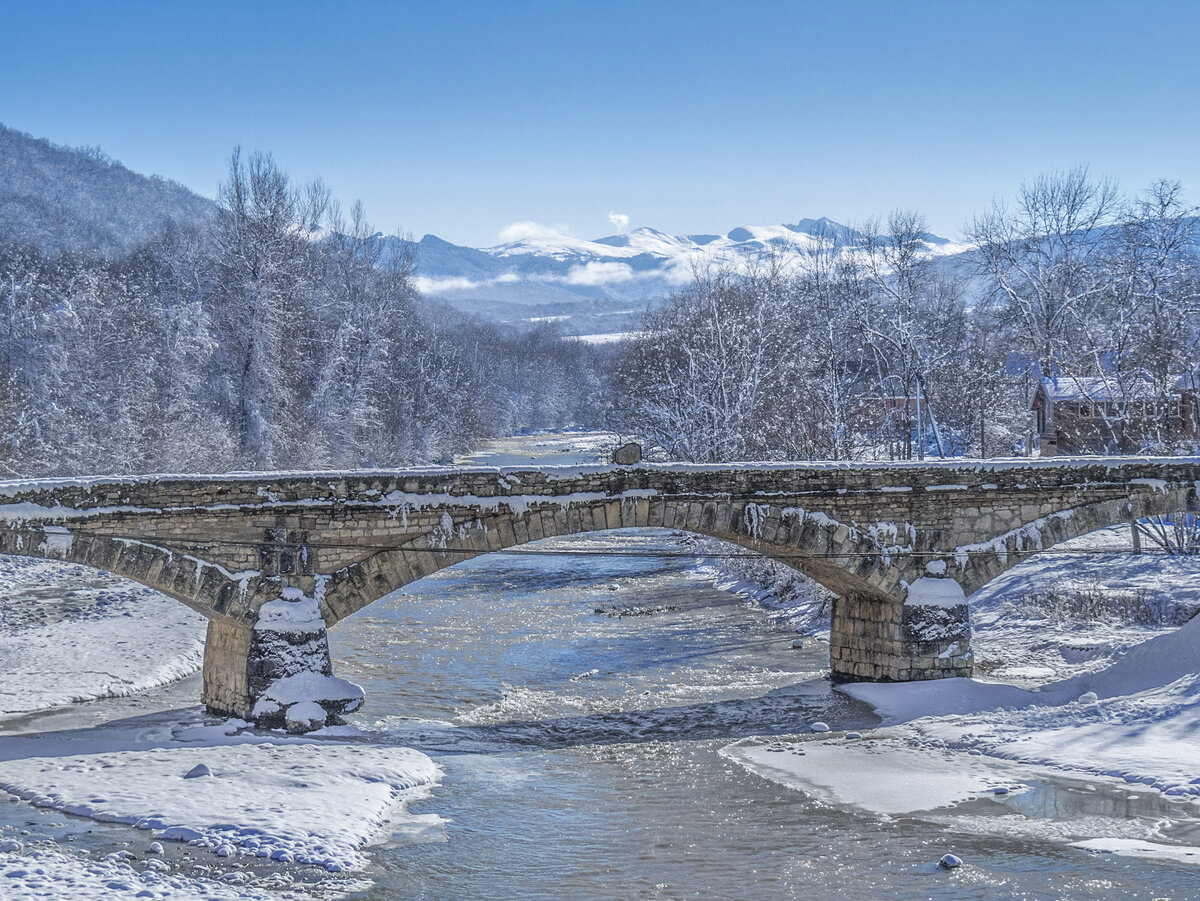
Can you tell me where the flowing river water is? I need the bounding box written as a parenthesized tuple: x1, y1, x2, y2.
(325, 527, 1200, 899)
(3, 432, 1200, 898)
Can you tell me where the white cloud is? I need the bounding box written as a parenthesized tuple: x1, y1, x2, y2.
(608, 212, 630, 233)
(496, 221, 574, 243)
(564, 261, 635, 286)
(414, 275, 481, 294)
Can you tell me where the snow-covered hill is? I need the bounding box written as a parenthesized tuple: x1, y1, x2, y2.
(399, 218, 973, 329)
(0, 124, 214, 258)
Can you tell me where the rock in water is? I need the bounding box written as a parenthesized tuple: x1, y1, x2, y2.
(939, 853, 963, 869)
(811, 722, 830, 733)
(184, 763, 214, 779)
(612, 442, 642, 465)
(285, 700, 329, 733)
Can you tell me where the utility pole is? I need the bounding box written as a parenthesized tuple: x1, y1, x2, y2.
(915, 375, 925, 461)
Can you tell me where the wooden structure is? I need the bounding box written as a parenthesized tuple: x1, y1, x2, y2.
(1033, 374, 1200, 456)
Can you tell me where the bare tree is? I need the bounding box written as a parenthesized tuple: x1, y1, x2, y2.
(968, 167, 1120, 378)
(858, 210, 967, 458)
(614, 255, 804, 462)
(213, 148, 327, 466)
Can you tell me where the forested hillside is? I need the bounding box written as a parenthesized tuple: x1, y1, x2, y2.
(0, 139, 606, 477)
(0, 125, 215, 257)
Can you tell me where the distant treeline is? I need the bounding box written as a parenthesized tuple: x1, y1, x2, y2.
(611, 170, 1200, 461)
(0, 150, 607, 476)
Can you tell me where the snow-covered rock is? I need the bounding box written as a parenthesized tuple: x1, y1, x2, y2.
(248, 591, 364, 732)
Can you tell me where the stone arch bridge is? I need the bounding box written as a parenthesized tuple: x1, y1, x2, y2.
(0, 459, 1195, 722)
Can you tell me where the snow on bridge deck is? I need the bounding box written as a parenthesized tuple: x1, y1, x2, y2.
(2, 453, 1199, 493)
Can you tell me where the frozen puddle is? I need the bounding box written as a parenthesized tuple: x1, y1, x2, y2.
(0, 715, 442, 873)
(721, 733, 1030, 815)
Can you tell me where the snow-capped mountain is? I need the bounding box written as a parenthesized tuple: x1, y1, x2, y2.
(403, 219, 971, 318)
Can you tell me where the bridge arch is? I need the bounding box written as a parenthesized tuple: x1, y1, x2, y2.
(951, 486, 1195, 598)
(0, 523, 278, 623)
(0, 460, 1195, 722)
(316, 496, 906, 627)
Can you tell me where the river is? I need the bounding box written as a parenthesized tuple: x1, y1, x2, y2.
(3, 432, 1200, 898)
(327, 525, 1200, 899)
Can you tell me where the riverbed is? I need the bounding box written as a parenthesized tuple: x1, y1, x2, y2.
(3, 432, 1200, 898)
(329, 526, 1200, 899)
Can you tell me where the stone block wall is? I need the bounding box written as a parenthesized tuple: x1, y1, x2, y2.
(0, 458, 1196, 710)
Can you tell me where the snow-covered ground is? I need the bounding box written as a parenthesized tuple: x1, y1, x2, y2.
(0, 711, 441, 897)
(0, 557, 207, 718)
(0, 714, 441, 870)
(0, 842, 335, 901)
(718, 523, 1200, 865)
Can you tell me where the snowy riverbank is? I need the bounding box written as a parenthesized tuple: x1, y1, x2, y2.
(0, 557, 208, 718)
(0, 708, 442, 897)
(0, 552, 442, 898)
(715, 522, 1200, 865)
(0, 713, 441, 871)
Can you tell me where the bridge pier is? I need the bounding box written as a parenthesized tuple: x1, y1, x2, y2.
(202, 591, 364, 731)
(203, 619, 255, 718)
(830, 574, 972, 682)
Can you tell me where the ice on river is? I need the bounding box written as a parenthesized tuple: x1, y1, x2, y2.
(0, 714, 442, 874)
(1070, 838, 1200, 865)
(723, 733, 1031, 815)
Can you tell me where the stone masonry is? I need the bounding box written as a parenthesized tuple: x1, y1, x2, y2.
(0, 458, 1195, 718)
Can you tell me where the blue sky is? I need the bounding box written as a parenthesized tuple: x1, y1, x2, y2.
(4, 0, 1198, 246)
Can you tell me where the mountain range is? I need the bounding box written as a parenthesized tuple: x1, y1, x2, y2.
(1, 123, 975, 336)
(401, 219, 969, 305)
